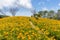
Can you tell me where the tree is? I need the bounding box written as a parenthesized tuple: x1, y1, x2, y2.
(0, 6, 20, 16)
(38, 10, 48, 18)
(31, 9, 39, 19)
(38, 11, 43, 17)
(0, 0, 20, 16)
(47, 10, 54, 19)
(0, 10, 6, 16)
(9, 0, 21, 16)
(43, 10, 48, 18)
(53, 13, 58, 19)
(31, 9, 37, 17)
(56, 9, 60, 20)
(9, 7, 19, 16)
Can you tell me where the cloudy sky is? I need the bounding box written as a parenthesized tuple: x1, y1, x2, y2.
(35, 0, 60, 11)
(0, 0, 60, 16)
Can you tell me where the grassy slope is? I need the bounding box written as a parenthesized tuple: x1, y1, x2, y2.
(0, 16, 60, 40)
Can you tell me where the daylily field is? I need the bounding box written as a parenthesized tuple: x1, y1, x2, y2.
(0, 16, 60, 40)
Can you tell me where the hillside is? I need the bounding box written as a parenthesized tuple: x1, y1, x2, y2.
(0, 16, 60, 40)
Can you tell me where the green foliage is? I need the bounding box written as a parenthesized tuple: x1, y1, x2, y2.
(0, 15, 9, 18)
(32, 9, 60, 20)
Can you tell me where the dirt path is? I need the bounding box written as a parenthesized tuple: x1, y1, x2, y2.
(29, 21, 43, 34)
(29, 21, 36, 28)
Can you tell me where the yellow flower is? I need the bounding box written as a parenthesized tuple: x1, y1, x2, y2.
(4, 32, 8, 36)
(44, 31, 49, 35)
(32, 32, 35, 35)
(25, 32, 29, 35)
(17, 35, 21, 39)
(28, 35, 31, 39)
(19, 33, 22, 35)
(34, 27, 40, 31)
(0, 16, 60, 40)
(22, 36, 25, 39)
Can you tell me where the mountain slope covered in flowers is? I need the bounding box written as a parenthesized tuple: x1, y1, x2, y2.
(0, 16, 60, 40)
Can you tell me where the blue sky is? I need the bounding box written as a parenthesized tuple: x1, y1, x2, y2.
(32, 0, 60, 11)
(17, 0, 60, 16)
(0, 0, 60, 16)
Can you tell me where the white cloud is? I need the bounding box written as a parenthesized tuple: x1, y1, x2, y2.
(0, 0, 33, 9)
(0, 0, 15, 8)
(18, 0, 32, 9)
(58, 3, 60, 6)
(41, 7, 48, 11)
